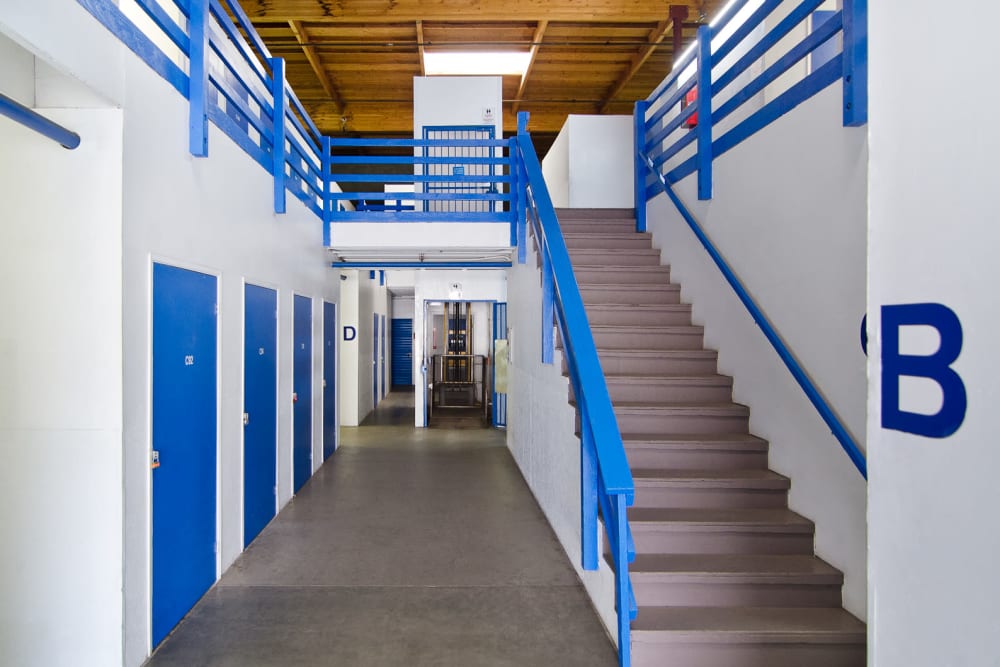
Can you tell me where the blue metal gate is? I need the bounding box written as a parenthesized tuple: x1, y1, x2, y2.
(422, 125, 497, 213)
(151, 263, 217, 647)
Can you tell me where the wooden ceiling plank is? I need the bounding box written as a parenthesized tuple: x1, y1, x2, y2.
(512, 20, 548, 115)
(598, 17, 674, 113)
(289, 20, 345, 113)
(416, 20, 426, 76)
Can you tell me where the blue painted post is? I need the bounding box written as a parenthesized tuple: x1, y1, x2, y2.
(696, 24, 713, 200)
(269, 58, 287, 214)
(322, 136, 332, 245)
(633, 100, 648, 233)
(842, 0, 868, 127)
(508, 138, 519, 249)
(581, 409, 599, 571)
(188, 0, 209, 157)
(516, 112, 530, 264)
(614, 494, 632, 667)
(541, 249, 554, 365)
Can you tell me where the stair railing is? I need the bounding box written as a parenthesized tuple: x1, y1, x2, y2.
(0, 92, 81, 149)
(514, 111, 637, 666)
(634, 0, 867, 478)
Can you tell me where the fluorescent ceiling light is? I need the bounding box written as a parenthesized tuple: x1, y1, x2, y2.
(424, 51, 532, 76)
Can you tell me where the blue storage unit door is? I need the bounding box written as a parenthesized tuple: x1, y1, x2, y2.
(391, 318, 413, 386)
(493, 302, 508, 428)
(381, 314, 386, 397)
(372, 313, 379, 409)
(323, 302, 337, 460)
(243, 284, 277, 548)
(151, 263, 218, 648)
(293, 295, 313, 493)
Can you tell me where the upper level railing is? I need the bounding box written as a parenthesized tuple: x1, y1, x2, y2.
(634, 0, 868, 479)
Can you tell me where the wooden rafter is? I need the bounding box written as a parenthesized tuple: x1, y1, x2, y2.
(512, 20, 548, 115)
(416, 20, 426, 76)
(599, 17, 674, 113)
(288, 20, 345, 113)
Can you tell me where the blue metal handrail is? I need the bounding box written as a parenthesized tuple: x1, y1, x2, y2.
(514, 112, 636, 667)
(0, 93, 81, 149)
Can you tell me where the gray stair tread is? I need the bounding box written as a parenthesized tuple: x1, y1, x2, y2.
(591, 325, 700, 333)
(612, 402, 750, 413)
(623, 433, 768, 451)
(632, 606, 865, 642)
(632, 468, 789, 487)
(586, 303, 689, 311)
(564, 231, 652, 238)
(556, 208, 635, 218)
(629, 554, 843, 581)
(574, 264, 669, 271)
(570, 248, 661, 254)
(598, 348, 719, 356)
(581, 282, 679, 289)
(628, 508, 814, 531)
(604, 374, 731, 384)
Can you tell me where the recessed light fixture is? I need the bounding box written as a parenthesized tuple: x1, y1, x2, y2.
(423, 51, 532, 76)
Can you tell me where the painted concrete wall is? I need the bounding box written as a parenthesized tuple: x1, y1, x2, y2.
(0, 42, 125, 664)
(339, 271, 360, 425)
(505, 247, 618, 642)
(0, 6, 340, 666)
(646, 82, 868, 619)
(413, 76, 503, 139)
(542, 115, 634, 209)
(867, 3, 1000, 664)
(412, 270, 506, 426)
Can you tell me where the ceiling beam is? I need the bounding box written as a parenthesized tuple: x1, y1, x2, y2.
(244, 0, 705, 23)
(598, 13, 681, 113)
(512, 20, 548, 115)
(416, 20, 426, 76)
(288, 20, 345, 113)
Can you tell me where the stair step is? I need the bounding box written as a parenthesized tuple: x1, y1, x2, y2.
(574, 264, 671, 284)
(631, 607, 866, 667)
(628, 554, 844, 608)
(589, 374, 733, 403)
(563, 232, 653, 249)
(584, 303, 692, 326)
(623, 434, 769, 470)
(632, 469, 789, 509)
(627, 508, 815, 555)
(562, 325, 702, 351)
(558, 219, 637, 233)
(556, 207, 636, 220)
(568, 247, 663, 266)
(611, 402, 750, 436)
(586, 349, 719, 376)
(579, 283, 681, 305)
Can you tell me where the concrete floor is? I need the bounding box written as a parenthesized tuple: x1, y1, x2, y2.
(147, 391, 617, 666)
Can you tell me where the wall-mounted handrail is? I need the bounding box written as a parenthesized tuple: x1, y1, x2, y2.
(515, 112, 636, 667)
(0, 93, 81, 150)
(640, 156, 867, 479)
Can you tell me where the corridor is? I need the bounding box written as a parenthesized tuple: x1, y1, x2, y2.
(147, 391, 617, 666)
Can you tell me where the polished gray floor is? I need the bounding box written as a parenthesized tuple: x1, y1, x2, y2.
(147, 391, 616, 666)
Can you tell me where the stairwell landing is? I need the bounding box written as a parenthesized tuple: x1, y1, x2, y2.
(556, 208, 866, 667)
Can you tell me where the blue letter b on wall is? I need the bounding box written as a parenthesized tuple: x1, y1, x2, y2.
(882, 303, 966, 438)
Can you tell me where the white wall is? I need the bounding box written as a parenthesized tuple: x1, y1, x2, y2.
(867, 4, 1000, 665)
(413, 76, 503, 138)
(412, 270, 507, 426)
(0, 58, 125, 666)
(1, 5, 340, 665)
(542, 115, 635, 209)
(505, 246, 618, 641)
(339, 271, 360, 425)
(646, 83, 868, 619)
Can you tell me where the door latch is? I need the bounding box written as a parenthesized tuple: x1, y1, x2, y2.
(151, 450, 160, 469)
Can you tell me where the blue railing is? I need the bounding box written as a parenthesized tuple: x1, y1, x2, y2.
(634, 0, 867, 479)
(0, 92, 81, 149)
(514, 112, 637, 667)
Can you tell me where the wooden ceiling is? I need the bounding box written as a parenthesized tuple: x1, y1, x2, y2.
(239, 0, 727, 152)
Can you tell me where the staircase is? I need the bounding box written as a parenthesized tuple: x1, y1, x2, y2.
(556, 208, 866, 667)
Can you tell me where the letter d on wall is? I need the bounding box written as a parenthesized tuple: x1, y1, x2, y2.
(343, 326, 356, 341)
(882, 303, 967, 438)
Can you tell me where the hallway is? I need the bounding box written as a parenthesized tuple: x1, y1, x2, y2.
(147, 391, 617, 666)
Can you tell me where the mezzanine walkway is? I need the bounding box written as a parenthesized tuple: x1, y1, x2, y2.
(147, 391, 616, 666)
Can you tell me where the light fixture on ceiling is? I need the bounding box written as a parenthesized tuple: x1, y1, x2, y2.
(423, 51, 532, 76)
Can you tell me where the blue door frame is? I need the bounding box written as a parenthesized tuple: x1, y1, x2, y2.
(372, 313, 379, 409)
(293, 295, 312, 493)
(381, 314, 386, 398)
(151, 263, 217, 648)
(243, 284, 277, 547)
(323, 302, 337, 460)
